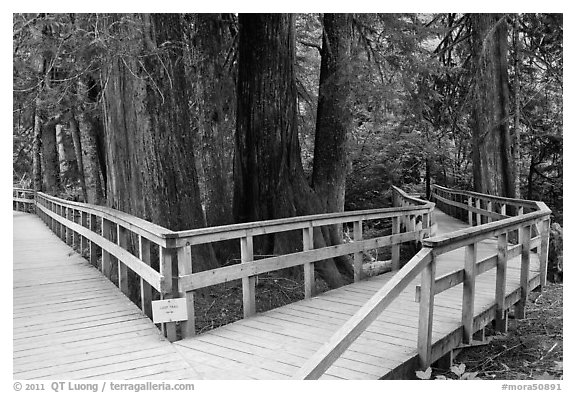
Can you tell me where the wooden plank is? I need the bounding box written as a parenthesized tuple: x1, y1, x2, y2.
(391, 216, 400, 270)
(118, 225, 129, 296)
(353, 220, 363, 282)
(160, 247, 177, 342)
(515, 225, 531, 319)
(539, 219, 550, 287)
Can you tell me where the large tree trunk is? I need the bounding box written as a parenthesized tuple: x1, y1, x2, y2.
(512, 14, 522, 198)
(193, 13, 235, 228)
(470, 14, 514, 197)
(312, 13, 353, 214)
(233, 14, 352, 289)
(102, 13, 217, 271)
(56, 124, 69, 183)
(41, 119, 60, 195)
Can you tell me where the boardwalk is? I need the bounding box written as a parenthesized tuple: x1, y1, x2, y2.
(13, 207, 541, 380)
(13, 211, 201, 380)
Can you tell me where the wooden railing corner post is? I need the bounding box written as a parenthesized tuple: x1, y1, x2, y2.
(117, 225, 129, 296)
(160, 246, 177, 342)
(138, 235, 153, 319)
(177, 244, 195, 338)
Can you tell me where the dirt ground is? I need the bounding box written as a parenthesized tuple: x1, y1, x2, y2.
(442, 283, 563, 380)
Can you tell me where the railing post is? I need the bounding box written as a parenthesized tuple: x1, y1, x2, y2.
(495, 232, 508, 333)
(117, 225, 129, 296)
(475, 198, 482, 226)
(468, 197, 473, 225)
(391, 216, 400, 271)
(501, 203, 507, 216)
(138, 236, 153, 318)
(486, 201, 493, 223)
(177, 245, 195, 338)
(66, 208, 73, 245)
(160, 246, 177, 342)
(72, 210, 80, 249)
(515, 224, 531, 320)
(353, 220, 363, 282)
(417, 253, 436, 368)
(101, 218, 112, 278)
(517, 206, 524, 245)
(539, 219, 550, 288)
(241, 234, 256, 318)
(80, 211, 88, 256)
(462, 242, 477, 344)
(89, 214, 99, 266)
(302, 224, 315, 298)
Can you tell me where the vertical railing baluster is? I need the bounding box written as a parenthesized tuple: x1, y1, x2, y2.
(417, 254, 436, 368)
(515, 224, 531, 320)
(475, 199, 482, 226)
(89, 214, 98, 266)
(391, 216, 400, 270)
(139, 236, 153, 318)
(177, 245, 195, 338)
(101, 218, 112, 278)
(66, 208, 73, 245)
(241, 234, 256, 318)
(487, 201, 493, 223)
(495, 232, 508, 333)
(517, 206, 524, 245)
(80, 211, 88, 256)
(462, 242, 477, 344)
(117, 225, 129, 296)
(539, 219, 550, 288)
(468, 197, 473, 225)
(353, 220, 363, 282)
(302, 224, 315, 298)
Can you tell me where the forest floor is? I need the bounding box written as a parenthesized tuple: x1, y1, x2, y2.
(438, 282, 563, 380)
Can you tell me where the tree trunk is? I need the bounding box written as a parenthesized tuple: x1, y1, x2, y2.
(32, 105, 42, 191)
(56, 124, 69, 183)
(77, 110, 104, 205)
(193, 13, 235, 228)
(41, 119, 60, 195)
(512, 14, 522, 198)
(470, 13, 514, 197)
(69, 114, 89, 203)
(233, 14, 352, 288)
(312, 13, 353, 214)
(102, 13, 217, 271)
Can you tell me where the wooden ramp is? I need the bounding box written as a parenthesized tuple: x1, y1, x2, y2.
(13, 211, 204, 380)
(172, 208, 541, 380)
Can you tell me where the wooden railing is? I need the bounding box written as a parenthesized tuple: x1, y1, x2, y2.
(173, 185, 435, 338)
(13, 186, 435, 342)
(293, 185, 551, 379)
(13, 187, 35, 213)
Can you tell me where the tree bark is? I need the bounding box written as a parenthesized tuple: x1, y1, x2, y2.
(32, 104, 42, 191)
(56, 124, 69, 182)
(512, 14, 522, 198)
(102, 13, 217, 271)
(312, 13, 353, 214)
(69, 114, 89, 203)
(470, 13, 514, 197)
(233, 14, 352, 288)
(41, 119, 60, 195)
(193, 13, 235, 228)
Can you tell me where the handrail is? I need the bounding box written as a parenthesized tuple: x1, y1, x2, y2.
(294, 184, 551, 379)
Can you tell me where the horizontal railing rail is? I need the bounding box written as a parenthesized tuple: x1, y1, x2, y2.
(13, 187, 35, 213)
(294, 184, 551, 379)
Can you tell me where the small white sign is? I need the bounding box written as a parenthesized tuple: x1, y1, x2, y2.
(151, 298, 188, 323)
